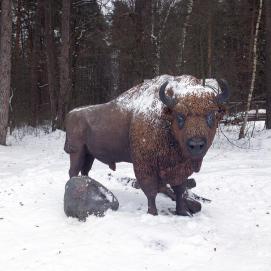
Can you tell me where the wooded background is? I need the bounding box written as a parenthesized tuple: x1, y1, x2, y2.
(0, 0, 270, 143)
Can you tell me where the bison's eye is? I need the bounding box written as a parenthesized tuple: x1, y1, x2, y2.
(177, 113, 185, 129)
(206, 112, 215, 128)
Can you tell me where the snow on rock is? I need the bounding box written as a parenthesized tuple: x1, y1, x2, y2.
(64, 176, 119, 220)
(0, 123, 271, 271)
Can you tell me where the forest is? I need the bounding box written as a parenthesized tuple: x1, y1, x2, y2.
(0, 0, 270, 145)
(1, 1, 271, 270)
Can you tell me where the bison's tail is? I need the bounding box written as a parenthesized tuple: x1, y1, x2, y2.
(64, 137, 77, 154)
(64, 138, 71, 153)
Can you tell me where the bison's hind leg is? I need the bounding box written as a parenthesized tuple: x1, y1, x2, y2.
(69, 149, 85, 178)
(69, 146, 94, 178)
(109, 162, 116, 171)
(81, 152, 94, 176)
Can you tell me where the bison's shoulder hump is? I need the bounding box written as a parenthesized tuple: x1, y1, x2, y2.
(115, 75, 217, 119)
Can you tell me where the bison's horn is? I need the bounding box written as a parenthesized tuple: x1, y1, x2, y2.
(159, 81, 177, 109)
(216, 79, 230, 104)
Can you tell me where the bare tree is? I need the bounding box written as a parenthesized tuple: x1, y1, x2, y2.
(57, 0, 72, 129)
(0, 0, 12, 145)
(265, 0, 271, 129)
(239, 0, 263, 139)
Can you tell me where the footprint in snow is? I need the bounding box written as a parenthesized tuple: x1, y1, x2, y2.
(148, 240, 168, 251)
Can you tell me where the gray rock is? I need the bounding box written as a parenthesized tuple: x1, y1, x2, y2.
(64, 176, 119, 221)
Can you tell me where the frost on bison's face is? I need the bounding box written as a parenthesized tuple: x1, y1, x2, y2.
(159, 78, 228, 172)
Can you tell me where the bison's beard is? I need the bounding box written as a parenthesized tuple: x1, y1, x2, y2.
(191, 159, 203, 173)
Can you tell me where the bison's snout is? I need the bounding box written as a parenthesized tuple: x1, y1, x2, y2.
(187, 137, 207, 157)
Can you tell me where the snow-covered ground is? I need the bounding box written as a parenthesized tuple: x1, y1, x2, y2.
(0, 123, 271, 271)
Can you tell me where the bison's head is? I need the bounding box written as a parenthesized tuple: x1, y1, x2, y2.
(159, 77, 229, 169)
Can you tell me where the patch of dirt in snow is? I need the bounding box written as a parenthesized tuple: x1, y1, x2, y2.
(0, 125, 271, 271)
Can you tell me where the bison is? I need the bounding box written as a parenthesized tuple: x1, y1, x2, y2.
(64, 75, 229, 216)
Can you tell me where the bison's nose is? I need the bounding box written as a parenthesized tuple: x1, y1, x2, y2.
(187, 137, 207, 156)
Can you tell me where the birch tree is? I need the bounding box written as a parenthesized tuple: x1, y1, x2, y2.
(239, 0, 263, 139)
(176, 0, 193, 73)
(0, 0, 12, 145)
(151, 0, 179, 76)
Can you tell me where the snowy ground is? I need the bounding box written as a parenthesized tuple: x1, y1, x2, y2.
(0, 123, 271, 271)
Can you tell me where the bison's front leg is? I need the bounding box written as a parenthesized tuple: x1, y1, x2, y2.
(133, 166, 159, 215)
(139, 177, 159, 215)
(172, 183, 193, 216)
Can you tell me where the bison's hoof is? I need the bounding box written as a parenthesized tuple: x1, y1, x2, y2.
(186, 178, 196, 189)
(176, 197, 201, 216)
(175, 206, 193, 217)
(148, 208, 158, 216)
(175, 200, 193, 216)
(185, 197, 201, 214)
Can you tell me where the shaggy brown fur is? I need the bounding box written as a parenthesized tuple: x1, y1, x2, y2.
(64, 75, 229, 216)
(129, 93, 222, 215)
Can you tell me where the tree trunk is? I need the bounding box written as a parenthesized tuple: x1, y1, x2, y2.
(207, 0, 213, 78)
(265, 0, 271, 129)
(134, 0, 146, 83)
(0, 0, 12, 145)
(248, 0, 256, 62)
(44, 0, 58, 131)
(239, 0, 263, 139)
(14, 0, 22, 60)
(30, 0, 43, 127)
(152, 0, 176, 76)
(199, 28, 205, 84)
(57, 0, 72, 130)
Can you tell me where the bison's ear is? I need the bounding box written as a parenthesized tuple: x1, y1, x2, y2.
(216, 105, 227, 121)
(205, 78, 230, 104)
(163, 106, 173, 116)
(159, 81, 177, 109)
(216, 79, 230, 104)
